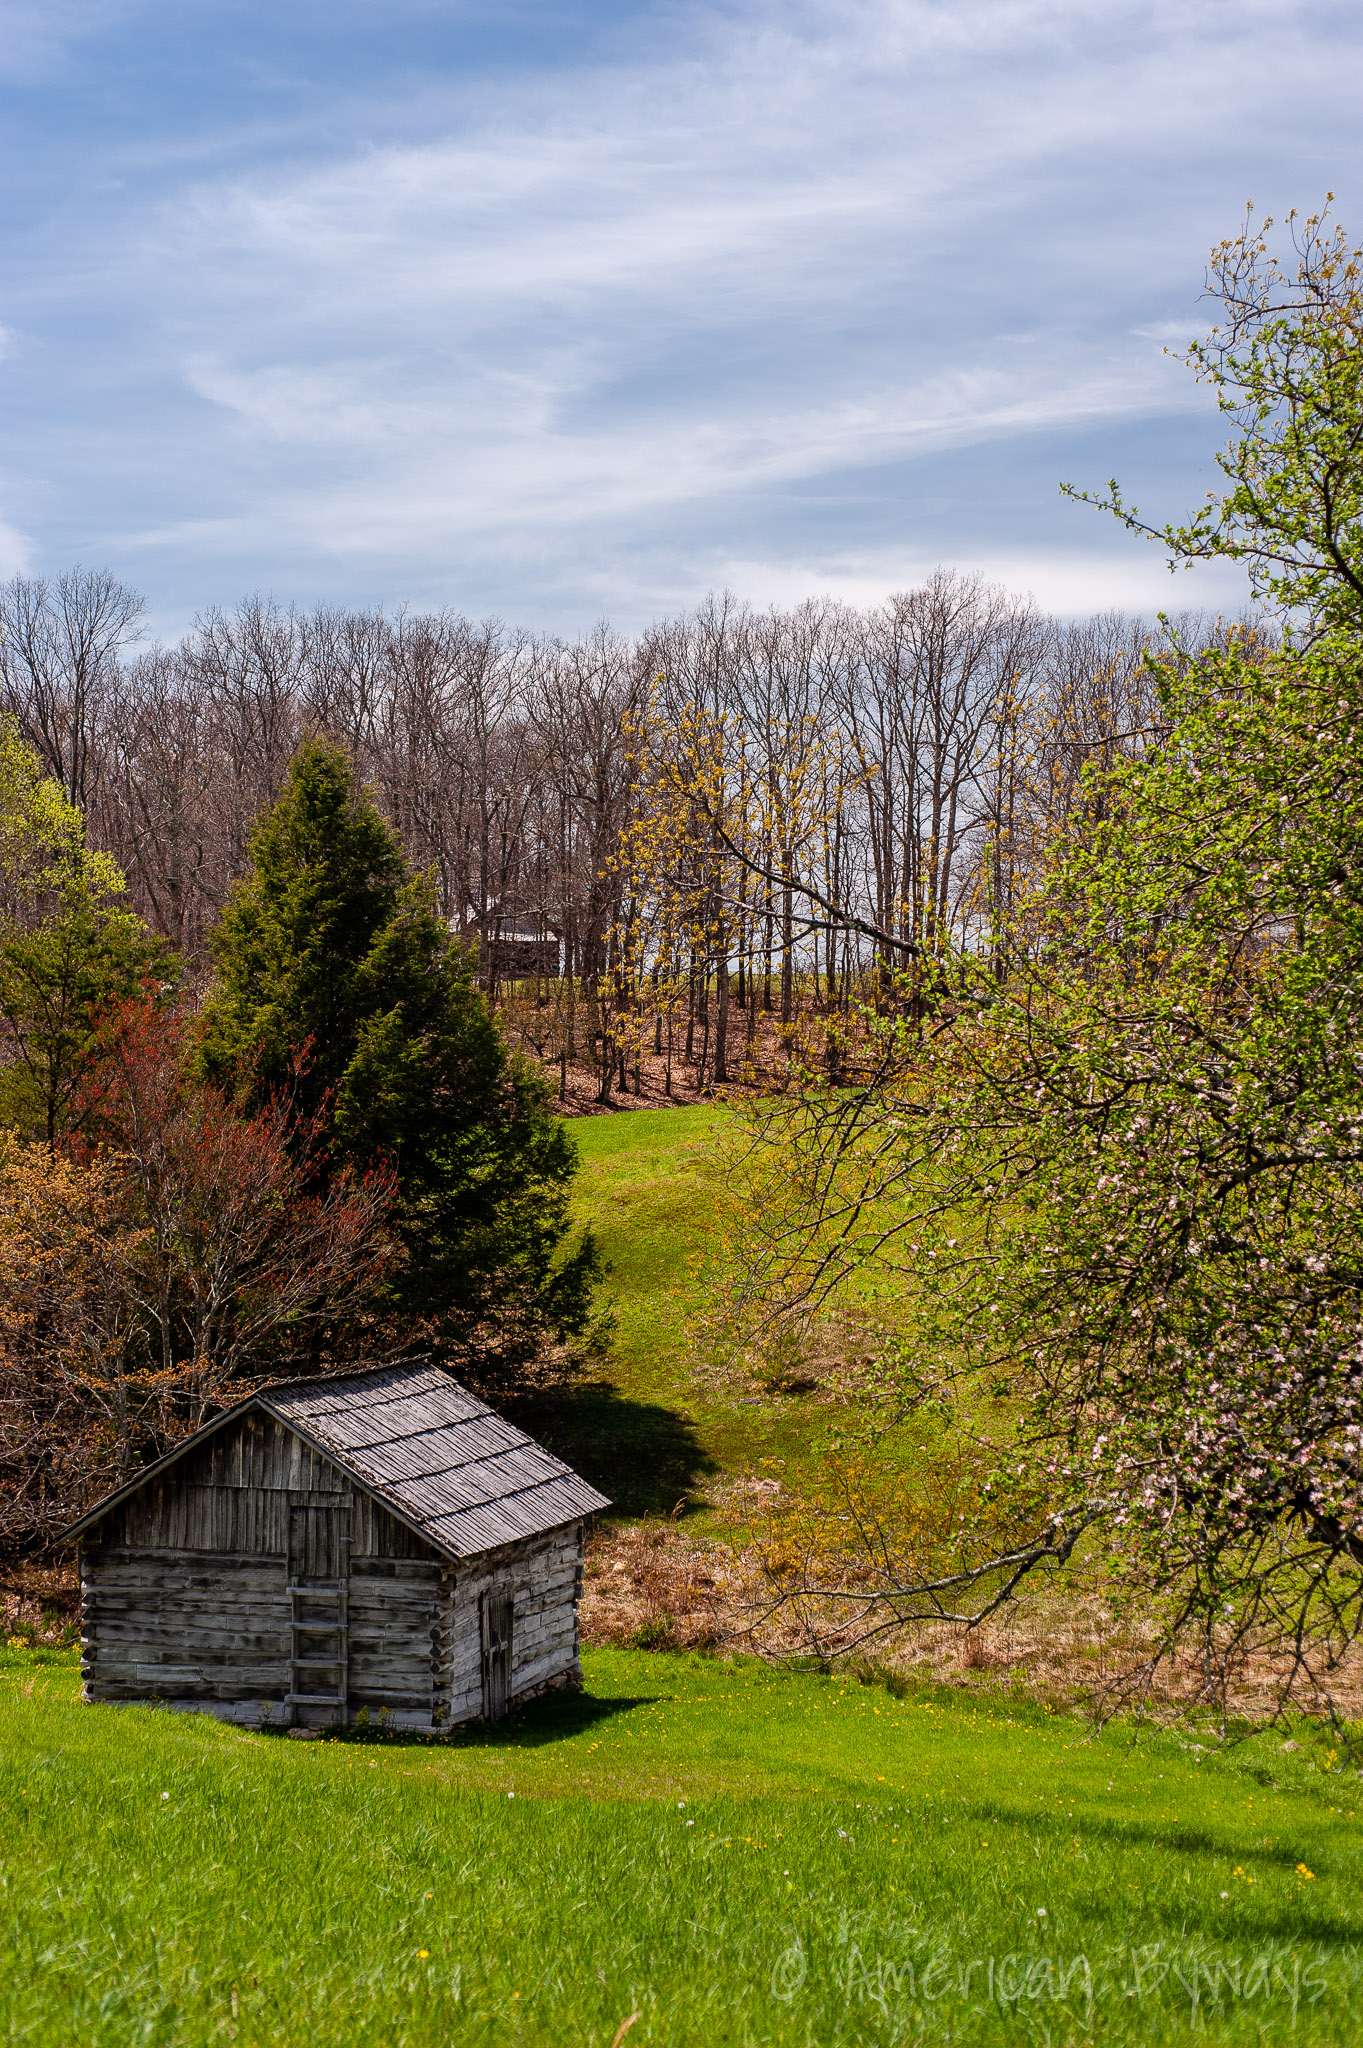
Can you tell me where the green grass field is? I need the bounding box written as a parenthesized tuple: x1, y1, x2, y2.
(8, 1108, 1361, 2044)
(569, 1105, 726, 1383)
(565, 1106, 845, 1518)
(5, 1640, 1362, 2045)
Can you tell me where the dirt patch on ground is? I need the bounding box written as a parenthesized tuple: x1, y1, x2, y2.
(579, 1521, 1363, 1724)
(527, 1048, 732, 1118)
(502, 1006, 819, 1117)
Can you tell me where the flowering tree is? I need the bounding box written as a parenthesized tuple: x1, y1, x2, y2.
(722, 209, 1363, 1714)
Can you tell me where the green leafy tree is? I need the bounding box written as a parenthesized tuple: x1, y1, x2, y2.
(722, 210, 1363, 1715)
(1070, 199, 1363, 633)
(198, 738, 599, 1372)
(0, 716, 172, 1148)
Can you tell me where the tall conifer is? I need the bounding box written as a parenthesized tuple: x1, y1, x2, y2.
(198, 739, 598, 1368)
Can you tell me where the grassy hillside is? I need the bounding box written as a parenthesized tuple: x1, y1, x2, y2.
(569, 1105, 727, 1388)
(565, 1106, 842, 1521)
(5, 1640, 1361, 2045)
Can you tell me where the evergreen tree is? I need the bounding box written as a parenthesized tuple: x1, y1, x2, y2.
(198, 739, 599, 1368)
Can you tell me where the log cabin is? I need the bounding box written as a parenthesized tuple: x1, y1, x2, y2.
(66, 1360, 609, 1730)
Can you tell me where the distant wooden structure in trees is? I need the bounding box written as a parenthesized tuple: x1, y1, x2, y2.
(66, 1362, 609, 1730)
(482, 937, 556, 983)
(479, 930, 562, 981)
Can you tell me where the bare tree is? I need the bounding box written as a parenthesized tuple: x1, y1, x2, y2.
(0, 569, 146, 815)
(3, 569, 1243, 1104)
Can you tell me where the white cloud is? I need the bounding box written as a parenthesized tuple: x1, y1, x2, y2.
(141, 8, 1234, 521)
(7, 0, 1361, 621)
(689, 547, 1254, 621)
(163, 345, 1190, 560)
(171, 4, 1291, 336)
(0, 518, 34, 578)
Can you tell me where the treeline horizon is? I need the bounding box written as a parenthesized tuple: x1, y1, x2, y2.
(0, 566, 1261, 1099)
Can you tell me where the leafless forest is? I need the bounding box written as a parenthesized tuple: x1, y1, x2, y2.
(0, 567, 1222, 1107)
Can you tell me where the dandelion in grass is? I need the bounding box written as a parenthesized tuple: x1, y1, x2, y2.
(1297, 1864, 1316, 1880)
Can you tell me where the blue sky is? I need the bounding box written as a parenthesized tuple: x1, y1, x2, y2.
(2, 0, 1360, 637)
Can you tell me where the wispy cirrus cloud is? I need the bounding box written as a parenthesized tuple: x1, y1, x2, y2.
(1, 0, 1358, 627)
(0, 1, 137, 80)
(170, 350, 1188, 541)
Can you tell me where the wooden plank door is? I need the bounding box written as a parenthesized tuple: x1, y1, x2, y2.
(288, 1502, 350, 1583)
(480, 1589, 513, 1723)
(286, 1502, 351, 1727)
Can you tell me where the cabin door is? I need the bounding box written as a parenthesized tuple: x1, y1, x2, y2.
(480, 1589, 513, 1723)
(286, 1501, 351, 1728)
(288, 1502, 350, 1583)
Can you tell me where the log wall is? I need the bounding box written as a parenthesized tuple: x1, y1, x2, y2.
(77, 1409, 586, 1730)
(79, 1411, 444, 1727)
(441, 1522, 585, 1724)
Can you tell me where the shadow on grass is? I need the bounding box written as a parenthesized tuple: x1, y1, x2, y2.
(958, 1789, 1348, 1908)
(513, 1378, 719, 1517)
(280, 1687, 659, 1753)
(451, 1687, 660, 1751)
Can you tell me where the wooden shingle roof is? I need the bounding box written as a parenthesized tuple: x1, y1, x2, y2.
(67, 1360, 610, 1559)
(261, 1362, 610, 1557)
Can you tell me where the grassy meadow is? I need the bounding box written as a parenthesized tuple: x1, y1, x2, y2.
(6, 1637, 1363, 2046)
(565, 1105, 849, 1519)
(8, 1104, 1362, 2045)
